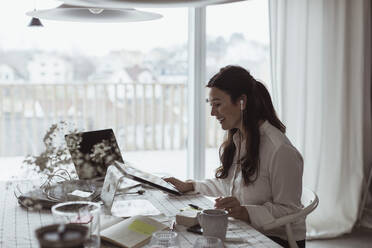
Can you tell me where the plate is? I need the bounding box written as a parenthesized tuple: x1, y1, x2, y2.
(46, 179, 102, 202)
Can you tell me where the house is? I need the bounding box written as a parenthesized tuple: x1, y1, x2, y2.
(27, 53, 74, 84)
(0, 50, 30, 83)
(126, 64, 156, 84)
(0, 64, 25, 84)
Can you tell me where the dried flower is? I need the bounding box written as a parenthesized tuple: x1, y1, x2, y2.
(23, 121, 80, 177)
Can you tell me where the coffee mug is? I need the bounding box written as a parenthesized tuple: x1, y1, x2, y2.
(197, 209, 228, 241)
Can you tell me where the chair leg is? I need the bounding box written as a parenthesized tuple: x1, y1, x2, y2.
(356, 164, 372, 226)
(285, 223, 298, 248)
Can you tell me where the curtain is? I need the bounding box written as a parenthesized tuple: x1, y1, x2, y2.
(269, 0, 371, 238)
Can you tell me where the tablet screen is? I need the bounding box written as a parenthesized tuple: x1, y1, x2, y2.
(113, 161, 181, 196)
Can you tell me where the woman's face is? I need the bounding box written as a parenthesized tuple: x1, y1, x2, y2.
(208, 87, 242, 131)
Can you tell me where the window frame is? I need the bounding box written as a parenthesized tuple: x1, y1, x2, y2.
(187, 7, 206, 180)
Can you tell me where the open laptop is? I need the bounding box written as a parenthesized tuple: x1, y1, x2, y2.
(65, 129, 123, 180)
(65, 129, 182, 196)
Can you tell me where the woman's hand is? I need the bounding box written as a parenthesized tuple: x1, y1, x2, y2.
(215, 196, 250, 222)
(163, 177, 194, 193)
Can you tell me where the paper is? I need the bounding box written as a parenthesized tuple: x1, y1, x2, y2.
(128, 220, 157, 235)
(146, 190, 214, 217)
(69, 190, 93, 198)
(111, 199, 161, 217)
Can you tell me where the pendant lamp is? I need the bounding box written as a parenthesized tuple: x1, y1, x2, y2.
(28, 17, 44, 27)
(59, 0, 245, 8)
(26, 4, 162, 23)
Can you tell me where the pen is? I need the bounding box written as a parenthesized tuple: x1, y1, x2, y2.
(188, 204, 203, 210)
(170, 219, 176, 231)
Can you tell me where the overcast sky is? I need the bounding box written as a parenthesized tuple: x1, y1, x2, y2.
(0, 0, 269, 56)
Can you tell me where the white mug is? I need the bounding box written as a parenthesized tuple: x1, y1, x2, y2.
(197, 209, 228, 241)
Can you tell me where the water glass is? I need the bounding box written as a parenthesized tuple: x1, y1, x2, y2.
(193, 236, 223, 248)
(148, 230, 180, 248)
(51, 201, 101, 248)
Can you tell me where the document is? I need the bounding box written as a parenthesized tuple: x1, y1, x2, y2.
(101, 215, 168, 248)
(146, 190, 214, 216)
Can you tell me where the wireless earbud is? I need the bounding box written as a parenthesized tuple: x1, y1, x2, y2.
(240, 100, 244, 110)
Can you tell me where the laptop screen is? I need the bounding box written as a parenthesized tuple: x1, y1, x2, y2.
(65, 129, 123, 180)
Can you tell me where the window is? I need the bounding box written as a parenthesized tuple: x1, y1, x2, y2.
(0, 3, 189, 179)
(0, 1, 270, 182)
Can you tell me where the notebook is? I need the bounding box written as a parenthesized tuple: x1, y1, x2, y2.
(100, 215, 168, 248)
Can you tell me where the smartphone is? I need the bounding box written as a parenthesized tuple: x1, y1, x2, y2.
(186, 224, 203, 235)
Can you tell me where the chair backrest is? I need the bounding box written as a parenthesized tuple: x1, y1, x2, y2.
(301, 187, 319, 217)
(263, 187, 319, 230)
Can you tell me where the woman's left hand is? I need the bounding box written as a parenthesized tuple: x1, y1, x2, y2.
(214, 196, 250, 222)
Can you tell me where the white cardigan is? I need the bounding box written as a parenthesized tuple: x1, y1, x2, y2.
(193, 121, 306, 241)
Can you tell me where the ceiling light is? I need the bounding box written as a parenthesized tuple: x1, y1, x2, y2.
(88, 8, 104, 14)
(28, 17, 44, 27)
(26, 4, 162, 23)
(59, 0, 246, 8)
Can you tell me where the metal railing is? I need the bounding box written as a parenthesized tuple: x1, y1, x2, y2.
(0, 82, 224, 156)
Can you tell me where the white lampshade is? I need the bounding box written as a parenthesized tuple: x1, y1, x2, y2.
(60, 0, 246, 9)
(26, 4, 162, 23)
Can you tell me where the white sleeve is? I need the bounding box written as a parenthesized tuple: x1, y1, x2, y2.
(244, 145, 304, 229)
(193, 177, 230, 197)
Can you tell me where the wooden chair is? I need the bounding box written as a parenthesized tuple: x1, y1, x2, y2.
(262, 187, 319, 248)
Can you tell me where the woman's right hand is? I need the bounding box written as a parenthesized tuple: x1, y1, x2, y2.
(163, 177, 194, 193)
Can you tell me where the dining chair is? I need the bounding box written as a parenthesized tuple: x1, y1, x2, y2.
(262, 187, 319, 248)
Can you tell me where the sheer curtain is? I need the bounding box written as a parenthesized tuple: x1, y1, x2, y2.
(269, 0, 371, 238)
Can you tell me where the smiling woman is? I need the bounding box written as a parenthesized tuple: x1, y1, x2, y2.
(165, 65, 305, 248)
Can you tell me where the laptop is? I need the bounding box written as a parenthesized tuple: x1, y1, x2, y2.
(65, 128, 182, 196)
(65, 129, 123, 180)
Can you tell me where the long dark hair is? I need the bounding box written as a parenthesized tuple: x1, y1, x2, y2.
(207, 65, 285, 185)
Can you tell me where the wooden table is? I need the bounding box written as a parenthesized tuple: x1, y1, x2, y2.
(0, 181, 281, 248)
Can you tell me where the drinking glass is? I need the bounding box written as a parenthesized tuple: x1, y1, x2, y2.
(51, 201, 101, 248)
(193, 236, 223, 248)
(148, 230, 180, 248)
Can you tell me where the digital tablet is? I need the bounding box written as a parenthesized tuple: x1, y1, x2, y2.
(113, 161, 182, 196)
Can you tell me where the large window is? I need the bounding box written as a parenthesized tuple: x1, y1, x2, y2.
(0, 2, 189, 179)
(0, 0, 270, 181)
(205, 0, 271, 178)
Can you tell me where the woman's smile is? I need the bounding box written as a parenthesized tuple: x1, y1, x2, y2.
(217, 117, 225, 123)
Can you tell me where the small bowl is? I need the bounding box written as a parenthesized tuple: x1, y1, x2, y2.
(35, 223, 88, 248)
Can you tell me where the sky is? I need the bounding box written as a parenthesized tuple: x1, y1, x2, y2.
(0, 0, 269, 56)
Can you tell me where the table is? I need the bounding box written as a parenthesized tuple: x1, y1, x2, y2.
(0, 181, 281, 248)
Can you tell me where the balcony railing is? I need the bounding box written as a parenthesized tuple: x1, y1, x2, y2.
(0, 82, 224, 156)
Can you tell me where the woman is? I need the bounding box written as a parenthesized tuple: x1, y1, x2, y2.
(165, 65, 305, 248)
